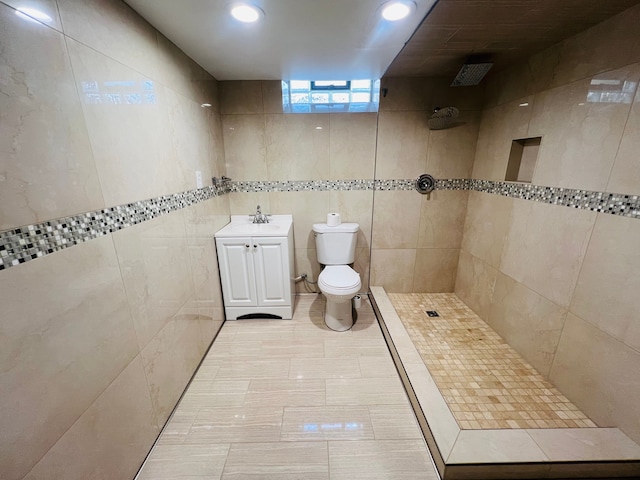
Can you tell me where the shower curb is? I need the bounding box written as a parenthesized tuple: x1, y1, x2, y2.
(369, 286, 640, 480)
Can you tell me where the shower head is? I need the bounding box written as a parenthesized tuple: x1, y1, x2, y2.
(451, 55, 494, 87)
(428, 106, 459, 130)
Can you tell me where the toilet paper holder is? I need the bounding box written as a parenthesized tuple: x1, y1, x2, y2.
(415, 174, 435, 194)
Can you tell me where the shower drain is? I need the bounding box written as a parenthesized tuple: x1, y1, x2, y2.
(425, 310, 440, 317)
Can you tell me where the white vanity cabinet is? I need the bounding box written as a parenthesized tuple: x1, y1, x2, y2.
(215, 215, 294, 320)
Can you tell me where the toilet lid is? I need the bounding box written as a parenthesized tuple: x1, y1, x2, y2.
(319, 265, 361, 290)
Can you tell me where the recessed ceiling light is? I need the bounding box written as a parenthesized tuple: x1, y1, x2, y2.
(381, 1, 415, 21)
(230, 3, 264, 23)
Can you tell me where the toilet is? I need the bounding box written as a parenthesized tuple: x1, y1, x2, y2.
(312, 222, 361, 331)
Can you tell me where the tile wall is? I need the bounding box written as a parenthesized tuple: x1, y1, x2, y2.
(0, 1, 229, 479)
(456, 4, 640, 444)
(220, 78, 483, 294)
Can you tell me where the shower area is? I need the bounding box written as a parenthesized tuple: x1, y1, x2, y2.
(363, 7, 640, 477)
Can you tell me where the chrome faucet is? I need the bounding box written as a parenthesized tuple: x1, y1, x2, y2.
(250, 205, 270, 224)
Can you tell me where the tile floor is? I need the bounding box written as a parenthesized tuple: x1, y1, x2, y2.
(388, 293, 596, 430)
(136, 295, 438, 480)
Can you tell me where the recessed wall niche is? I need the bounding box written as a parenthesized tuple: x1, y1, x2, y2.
(505, 137, 541, 183)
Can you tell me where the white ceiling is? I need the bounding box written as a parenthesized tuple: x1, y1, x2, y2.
(124, 0, 437, 81)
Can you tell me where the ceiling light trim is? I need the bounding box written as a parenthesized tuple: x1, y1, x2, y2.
(380, 1, 416, 21)
(229, 3, 264, 23)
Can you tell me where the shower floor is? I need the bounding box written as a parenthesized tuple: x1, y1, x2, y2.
(370, 286, 640, 479)
(388, 292, 595, 430)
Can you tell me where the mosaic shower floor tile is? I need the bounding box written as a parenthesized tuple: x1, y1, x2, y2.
(387, 293, 596, 430)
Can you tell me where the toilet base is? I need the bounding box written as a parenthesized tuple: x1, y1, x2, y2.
(323, 297, 354, 331)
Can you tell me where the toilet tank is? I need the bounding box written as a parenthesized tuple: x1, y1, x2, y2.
(312, 223, 359, 265)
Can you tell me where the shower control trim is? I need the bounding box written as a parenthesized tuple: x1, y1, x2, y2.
(415, 174, 435, 194)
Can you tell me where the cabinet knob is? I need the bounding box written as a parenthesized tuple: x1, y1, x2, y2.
(245, 244, 250, 248)
(253, 245, 257, 249)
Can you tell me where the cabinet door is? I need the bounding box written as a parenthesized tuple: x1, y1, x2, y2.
(253, 237, 290, 307)
(216, 237, 257, 307)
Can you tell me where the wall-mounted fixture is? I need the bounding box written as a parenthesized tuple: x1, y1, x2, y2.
(415, 174, 436, 194)
(427, 106, 459, 130)
(451, 55, 493, 86)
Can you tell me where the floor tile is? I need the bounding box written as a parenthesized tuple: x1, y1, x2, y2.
(289, 357, 361, 379)
(184, 406, 283, 444)
(326, 377, 408, 405)
(369, 404, 422, 439)
(358, 355, 399, 377)
(280, 406, 375, 441)
(328, 439, 438, 480)
(137, 444, 230, 479)
(244, 378, 326, 407)
(215, 358, 291, 379)
(221, 442, 328, 479)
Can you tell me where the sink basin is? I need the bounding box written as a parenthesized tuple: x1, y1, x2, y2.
(214, 214, 293, 238)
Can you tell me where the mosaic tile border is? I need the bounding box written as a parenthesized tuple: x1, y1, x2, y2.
(231, 179, 374, 192)
(0, 183, 232, 271)
(2, 177, 638, 272)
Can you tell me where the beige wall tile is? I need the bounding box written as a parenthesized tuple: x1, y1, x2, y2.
(461, 191, 513, 268)
(528, 65, 639, 191)
(550, 314, 640, 444)
(426, 110, 481, 179)
(112, 210, 195, 349)
(222, 114, 267, 180)
(229, 191, 271, 215)
(489, 272, 567, 378)
(165, 87, 218, 191)
(370, 249, 417, 293)
(265, 114, 330, 180)
(412, 248, 459, 293)
(155, 33, 211, 104)
(380, 77, 441, 111)
(417, 190, 468, 249)
(141, 314, 212, 424)
(500, 199, 596, 307)
(375, 111, 429, 180)
(571, 213, 640, 352)
(329, 113, 377, 180)
(454, 250, 498, 321)
(24, 356, 159, 480)
(329, 190, 374, 247)
(471, 97, 533, 180)
(0, 237, 138, 480)
(608, 80, 640, 195)
(262, 80, 285, 114)
(550, 4, 640, 89)
(220, 80, 263, 114)
(2, 0, 62, 31)
(0, 4, 103, 229)
(294, 248, 321, 293)
(372, 191, 422, 249)
(57, 0, 159, 79)
(270, 191, 330, 249)
(66, 39, 177, 206)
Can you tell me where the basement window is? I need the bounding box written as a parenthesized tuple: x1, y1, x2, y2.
(505, 137, 541, 183)
(281, 79, 380, 113)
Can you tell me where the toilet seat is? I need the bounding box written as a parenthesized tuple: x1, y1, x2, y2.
(318, 265, 361, 295)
